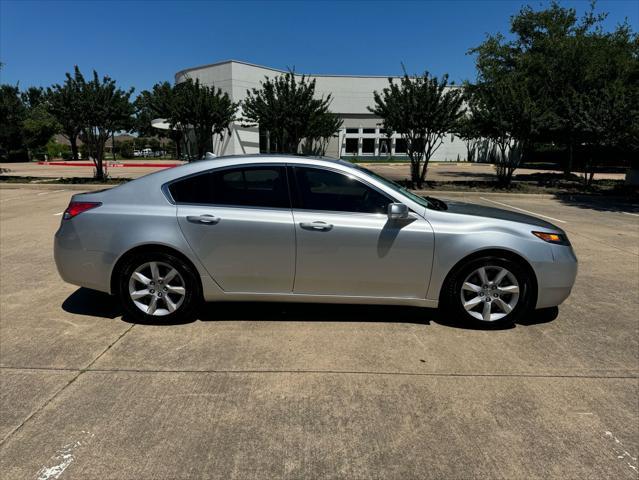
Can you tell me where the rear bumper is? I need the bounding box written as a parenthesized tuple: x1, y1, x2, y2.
(534, 244, 578, 309)
(54, 225, 113, 293)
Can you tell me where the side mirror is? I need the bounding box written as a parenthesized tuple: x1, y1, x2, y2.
(388, 203, 409, 220)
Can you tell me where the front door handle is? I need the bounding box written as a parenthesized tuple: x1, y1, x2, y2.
(300, 221, 333, 231)
(187, 214, 220, 225)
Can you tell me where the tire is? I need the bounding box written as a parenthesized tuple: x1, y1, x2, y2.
(118, 251, 201, 323)
(441, 255, 534, 327)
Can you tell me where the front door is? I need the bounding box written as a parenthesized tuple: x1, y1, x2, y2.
(170, 165, 295, 293)
(290, 166, 434, 299)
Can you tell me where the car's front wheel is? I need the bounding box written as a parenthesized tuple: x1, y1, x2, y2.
(443, 256, 534, 327)
(118, 251, 201, 323)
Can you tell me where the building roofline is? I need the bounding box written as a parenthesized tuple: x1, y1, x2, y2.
(175, 59, 285, 79)
(175, 59, 406, 81)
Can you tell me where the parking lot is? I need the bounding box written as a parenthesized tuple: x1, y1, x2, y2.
(0, 185, 637, 478)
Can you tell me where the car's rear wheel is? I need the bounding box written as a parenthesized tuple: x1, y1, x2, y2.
(118, 251, 201, 323)
(443, 256, 534, 327)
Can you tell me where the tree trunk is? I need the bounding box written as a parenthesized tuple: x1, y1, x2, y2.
(70, 135, 79, 160)
(409, 156, 420, 189)
(564, 142, 574, 178)
(175, 139, 182, 160)
(89, 131, 108, 181)
(419, 159, 429, 186)
(419, 145, 434, 186)
(94, 158, 104, 181)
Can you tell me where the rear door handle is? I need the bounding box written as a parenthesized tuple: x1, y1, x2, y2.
(300, 221, 333, 231)
(187, 214, 220, 225)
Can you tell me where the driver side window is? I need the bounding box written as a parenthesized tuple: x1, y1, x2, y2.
(293, 167, 391, 214)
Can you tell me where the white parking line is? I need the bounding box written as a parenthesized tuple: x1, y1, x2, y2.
(38, 189, 67, 196)
(2, 189, 67, 202)
(479, 197, 567, 224)
(53, 212, 64, 216)
(622, 211, 639, 217)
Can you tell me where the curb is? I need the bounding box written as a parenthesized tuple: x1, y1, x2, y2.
(36, 161, 182, 168)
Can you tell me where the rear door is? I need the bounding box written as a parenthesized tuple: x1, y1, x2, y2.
(289, 165, 434, 299)
(170, 165, 295, 293)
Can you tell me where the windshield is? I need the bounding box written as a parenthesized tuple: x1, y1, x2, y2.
(351, 164, 446, 210)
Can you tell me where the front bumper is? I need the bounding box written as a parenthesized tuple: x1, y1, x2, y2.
(534, 244, 578, 308)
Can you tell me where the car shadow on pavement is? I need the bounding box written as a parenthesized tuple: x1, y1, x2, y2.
(62, 287, 122, 319)
(554, 193, 639, 213)
(62, 288, 559, 331)
(197, 301, 432, 325)
(434, 306, 559, 331)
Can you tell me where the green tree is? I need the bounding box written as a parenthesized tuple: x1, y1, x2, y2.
(465, 75, 540, 185)
(571, 81, 638, 185)
(118, 140, 135, 159)
(46, 138, 71, 159)
(243, 71, 341, 155)
(22, 104, 60, 160)
(47, 75, 84, 160)
(0, 85, 26, 159)
(135, 81, 185, 159)
(66, 66, 134, 180)
(169, 78, 237, 160)
(0, 86, 60, 161)
(21, 86, 47, 108)
(301, 111, 343, 156)
(455, 115, 482, 163)
(369, 71, 465, 188)
(469, 1, 638, 177)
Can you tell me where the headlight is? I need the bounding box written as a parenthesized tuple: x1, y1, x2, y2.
(532, 231, 570, 246)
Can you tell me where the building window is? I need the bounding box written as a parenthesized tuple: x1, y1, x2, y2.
(345, 138, 358, 154)
(362, 128, 376, 134)
(345, 128, 359, 134)
(395, 138, 407, 154)
(362, 138, 375, 154)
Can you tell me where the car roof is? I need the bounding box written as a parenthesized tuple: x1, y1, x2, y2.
(200, 154, 346, 164)
(173, 154, 355, 173)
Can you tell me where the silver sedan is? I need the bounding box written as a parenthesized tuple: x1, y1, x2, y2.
(54, 156, 577, 326)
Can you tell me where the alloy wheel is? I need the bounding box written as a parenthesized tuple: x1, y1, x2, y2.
(128, 261, 186, 316)
(459, 266, 520, 322)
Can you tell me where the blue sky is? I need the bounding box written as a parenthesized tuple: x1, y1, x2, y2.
(1, 0, 637, 95)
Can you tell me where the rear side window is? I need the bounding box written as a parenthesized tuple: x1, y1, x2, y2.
(169, 166, 289, 208)
(293, 167, 391, 214)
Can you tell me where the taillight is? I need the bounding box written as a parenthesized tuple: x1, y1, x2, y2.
(63, 202, 102, 220)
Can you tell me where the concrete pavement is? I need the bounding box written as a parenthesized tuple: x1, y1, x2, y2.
(0, 187, 637, 479)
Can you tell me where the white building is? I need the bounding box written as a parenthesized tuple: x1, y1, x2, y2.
(174, 60, 467, 161)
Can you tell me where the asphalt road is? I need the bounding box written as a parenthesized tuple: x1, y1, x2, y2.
(0, 186, 637, 479)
